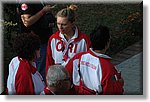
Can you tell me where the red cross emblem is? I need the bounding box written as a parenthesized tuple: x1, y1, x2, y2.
(21, 3, 28, 11)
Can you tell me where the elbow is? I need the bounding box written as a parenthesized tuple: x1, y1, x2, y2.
(21, 15, 32, 27)
(23, 22, 31, 27)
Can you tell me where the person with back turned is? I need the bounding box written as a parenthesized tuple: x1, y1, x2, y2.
(66, 25, 124, 95)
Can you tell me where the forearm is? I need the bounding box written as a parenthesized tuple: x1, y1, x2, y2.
(21, 9, 45, 27)
(22, 5, 54, 27)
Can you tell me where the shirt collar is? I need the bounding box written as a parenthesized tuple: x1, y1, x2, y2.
(89, 48, 112, 59)
(59, 26, 78, 41)
(30, 62, 37, 74)
(18, 57, 37, 74)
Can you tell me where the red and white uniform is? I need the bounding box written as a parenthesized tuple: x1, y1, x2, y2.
(7, 57, 45, 95)
(46, 27, 91, 73)
(66, 48, 124, 95)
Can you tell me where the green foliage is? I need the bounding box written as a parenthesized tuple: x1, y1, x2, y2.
(1, 21, 18, 27)
(120, 11, 143, 37)
(3, 3, 143, 58)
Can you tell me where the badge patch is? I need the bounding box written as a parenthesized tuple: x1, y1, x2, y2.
(21, 3, 28, 11)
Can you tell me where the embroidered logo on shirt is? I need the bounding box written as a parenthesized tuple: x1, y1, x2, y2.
(80, 61, 96, 70)
(21, 3, 28, 11)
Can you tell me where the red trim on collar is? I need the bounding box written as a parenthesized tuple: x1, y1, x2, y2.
(88, 49, 112, 60)
(88, 49, 99, 58)
(29, 63, 37, 74)
(18, 57, 37, 74)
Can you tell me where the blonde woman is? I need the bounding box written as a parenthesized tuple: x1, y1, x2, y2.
(46, 5, 91, 74)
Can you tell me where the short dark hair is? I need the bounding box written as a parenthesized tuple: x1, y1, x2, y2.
(13, 33, 41, 61)
(90, 25, 110, 51)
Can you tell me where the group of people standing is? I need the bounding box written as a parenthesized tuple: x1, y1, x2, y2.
(6, 1, 124, 95)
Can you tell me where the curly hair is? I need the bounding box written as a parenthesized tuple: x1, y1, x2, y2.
(46, 65, 68, 87)
(13, 33, 41, 61)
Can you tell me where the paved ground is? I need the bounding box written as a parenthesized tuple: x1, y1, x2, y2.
(116, 52, 143, 95)
(111, 40, 143, 65)
(111, 40, 143, 95)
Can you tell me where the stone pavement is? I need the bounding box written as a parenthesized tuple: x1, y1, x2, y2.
(116, 52, 143, 95)
(112, 40, 143, 95)
(111, 40, 143, 65)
